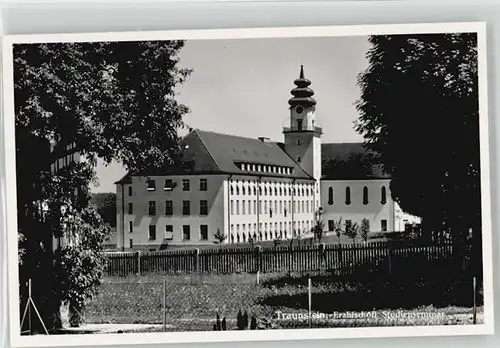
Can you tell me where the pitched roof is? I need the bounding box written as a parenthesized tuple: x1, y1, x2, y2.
(191, 129, 312, 179)
(117, 129, 314, 182)
(321, 142, 390, 180)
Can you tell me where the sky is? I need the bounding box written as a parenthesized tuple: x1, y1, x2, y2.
(91, 35, 371, 193)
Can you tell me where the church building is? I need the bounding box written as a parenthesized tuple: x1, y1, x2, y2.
(114, 66, 420, 250)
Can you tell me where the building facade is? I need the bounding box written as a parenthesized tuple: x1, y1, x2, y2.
(115, 66, 420, 251)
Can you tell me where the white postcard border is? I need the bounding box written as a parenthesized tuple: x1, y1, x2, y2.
(1, 21, 494, 348)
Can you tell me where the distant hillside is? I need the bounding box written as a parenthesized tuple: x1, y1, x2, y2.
(90, 192, 116, 227)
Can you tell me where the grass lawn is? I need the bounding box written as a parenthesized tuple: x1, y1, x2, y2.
(83, 272, 483, 332)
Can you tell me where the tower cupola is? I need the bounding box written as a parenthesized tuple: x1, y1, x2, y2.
(288, 65, 316, 109)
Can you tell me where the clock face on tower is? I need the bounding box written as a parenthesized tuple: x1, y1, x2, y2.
(295, 105, 304, 114)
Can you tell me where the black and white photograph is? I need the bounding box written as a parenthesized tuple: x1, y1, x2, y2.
(2, 23, 493, 347)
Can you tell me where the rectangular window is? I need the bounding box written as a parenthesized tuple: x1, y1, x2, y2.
(200, 179, 208, 191)
(183, 225, 190, 240)
(236, 200, 240, 214)
(164, 179, 173, 191)
(147, 179, 156, 191)
(200, 225, 208, 240)
(248, 201, 251, 215)
(129, 221, 133, 233)
(253, 201, 256, 214)
(148, 201, 156, 216)
(381, 219, 388, 232)
(128, 202, 133, 214)
(242, 201, 246, 215)
(128, 186, 132, 196)
(165, 225, 173, 240)
(148, 225, 156, 240)
(182, 201, 190, 215)
(165, 201, 173, 216)
(328, 220, 334, 232)
(200, 200, 208, 216)
(182, 179, 190, 191)
(129, 239, 133, 249)
(230, 200, 234, 215)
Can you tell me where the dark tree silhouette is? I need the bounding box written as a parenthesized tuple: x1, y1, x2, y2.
(355, 33, 480, 240)
(14, 40, 191, 330)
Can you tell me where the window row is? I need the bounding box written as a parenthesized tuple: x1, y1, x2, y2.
(129, 178, 208, 195)
(229, 220, 312, 243)
(127, 200, 208, 216)
(236, 162, 293, 175)
(326, 219, 388, 232)
(327, 186, 387, 206)
(230, 199, 314, 216)
(141, 224, 209, 241)
(230, 180, 314, 197)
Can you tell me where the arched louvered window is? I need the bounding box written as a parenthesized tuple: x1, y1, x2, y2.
(381, 186, 387, 204)
(363, 186, 369, 205)
(345, 186, 351, 205)
(328, 187, 334, 205)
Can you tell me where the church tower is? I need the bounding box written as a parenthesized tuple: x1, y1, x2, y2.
(283, 65, 322, 204)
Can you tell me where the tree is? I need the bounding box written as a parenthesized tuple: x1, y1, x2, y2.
(334, 217, 344, 243)
(312, 220, 325, 243)
(355, 33, 480, 241)
(360, 218, 370, 242)
(90, 193, 116, 227)
(213, 229, 227, 248)
(344, 221, 359, 242)
(14, 40, 191, 330)
(273, 236, 282, 249)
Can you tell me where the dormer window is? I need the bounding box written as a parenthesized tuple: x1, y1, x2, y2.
(147, 179, 156, 191)
(258, 165, 261, 172)
(241, 163, 246, 171)
(164, 179, 173, 191)
(252, 164, 256, 171)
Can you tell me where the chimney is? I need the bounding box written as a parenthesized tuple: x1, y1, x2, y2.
(258, 137, 271, 143)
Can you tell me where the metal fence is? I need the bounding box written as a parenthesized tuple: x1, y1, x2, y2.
(82, 272, 483, 332)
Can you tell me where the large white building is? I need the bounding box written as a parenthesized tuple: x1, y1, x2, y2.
(115, 66, 419, 251)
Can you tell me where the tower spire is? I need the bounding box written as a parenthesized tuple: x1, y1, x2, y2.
(288, 65, 316, 108)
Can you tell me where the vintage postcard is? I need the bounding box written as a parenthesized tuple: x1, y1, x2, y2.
(1, 22, 494, 347)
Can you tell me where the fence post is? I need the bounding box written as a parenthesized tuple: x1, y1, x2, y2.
(308, 277, 312, 328)
(337, 244, 343, 276)
(387, 243, 392, 276)
(163, 278, 167, 331)
(255, 245, 262, 273)
(194, 248, 200, 273)
(473, 276, 477, 324)
(319, 243, 325, 274)
(136, 251, 141, 276)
